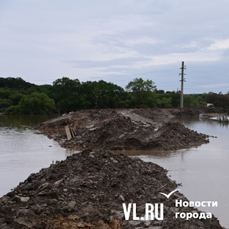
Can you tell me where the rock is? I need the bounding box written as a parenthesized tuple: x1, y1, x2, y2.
(67, 214, 80, 220)
(19, 196, 30, 202)
(89, 152, 95, 158)
(76, 222, 86, 228)
(47, 199, 58, 205)
(109, 218, 121, 229)
(54, 179, 63, 186)
(118, 195, 125, 202)
(0, 195, 10, 204)
(111, 157, 118, 163)
(38, 182, 50, 191)
(11, 218, 33, 228)
(68, 200, 76, 209)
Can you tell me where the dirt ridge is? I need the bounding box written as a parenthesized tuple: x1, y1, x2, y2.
(35, 108, 211, 151)
(0, 149, 224, 228)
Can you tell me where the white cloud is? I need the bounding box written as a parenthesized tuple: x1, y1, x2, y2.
(1, 0, 229, 93)
(207, 39, 229, 50)
(201, 83, 229, 89)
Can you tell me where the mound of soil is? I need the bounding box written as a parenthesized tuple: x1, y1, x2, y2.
(151, 122, 209, 150)
(35, 109, 209, 151)
(0, 149, 223, 228)
(164, 107, 229, 117)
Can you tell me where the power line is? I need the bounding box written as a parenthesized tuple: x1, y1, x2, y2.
(179, 61, 186, 108)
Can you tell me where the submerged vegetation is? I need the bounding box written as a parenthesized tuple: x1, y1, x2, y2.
(0, 77, 229, 114)
(217, 116, 229, 124)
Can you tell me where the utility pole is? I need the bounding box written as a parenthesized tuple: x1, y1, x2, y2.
(180, 61, 186, 108)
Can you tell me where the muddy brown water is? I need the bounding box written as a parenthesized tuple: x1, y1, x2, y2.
(0, 115, 75, 197)
(0, 114, 228, 228)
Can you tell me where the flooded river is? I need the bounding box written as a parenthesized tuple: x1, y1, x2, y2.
(0, 115, 71, 196)
(0, 114, 228, 228)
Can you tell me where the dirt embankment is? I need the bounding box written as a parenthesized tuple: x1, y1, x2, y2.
(162, 107, 229, 117)
(35, 108, 211, 151)
(0, 149, 224, 228)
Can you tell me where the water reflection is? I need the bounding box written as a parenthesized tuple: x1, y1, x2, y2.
(111, 149, 193, 158)
(216, 121, 229, 127)
(0, 114, 59, 129)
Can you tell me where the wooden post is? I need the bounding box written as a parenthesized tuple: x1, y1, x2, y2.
(65, 125, 72, 140)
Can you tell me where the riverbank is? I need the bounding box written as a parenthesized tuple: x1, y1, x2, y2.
(0, 149, 224, 228)
(35, 107, 224, 151)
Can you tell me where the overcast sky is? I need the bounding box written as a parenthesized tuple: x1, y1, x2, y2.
(1, 0, 229, 94)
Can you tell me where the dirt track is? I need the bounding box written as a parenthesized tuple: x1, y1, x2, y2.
(0, 149, 224, 228)
(35, 108, 214, 151)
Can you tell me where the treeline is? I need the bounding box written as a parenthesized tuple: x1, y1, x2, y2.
(0, 77, 228, 114)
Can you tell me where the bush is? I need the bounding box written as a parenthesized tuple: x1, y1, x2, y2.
(18, 92, 55, 114)
(0, 98, 12, 109)
(5, 105, 21, 115)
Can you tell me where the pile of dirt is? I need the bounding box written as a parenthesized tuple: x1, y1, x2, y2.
(0, 149, 223, 228)
(163, 107, 229, 117)
(35, 108, 210, 151)
(151, 122, 209, 150)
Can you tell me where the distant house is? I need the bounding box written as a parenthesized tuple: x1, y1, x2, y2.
(207, 103, 214, 107)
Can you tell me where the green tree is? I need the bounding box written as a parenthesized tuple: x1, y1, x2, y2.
(5, 105, 21, 115)
(156, 95, 172, 108)
(204, 93, 229, 107)
(0, 98, 12, 109)
(93, 80, 125, 108)
(0, 77, 37, 89)
(18, 92, 55, 114)
(79, 80, 126, 109)
(0, 89, 11, 99)
(125, 78, 156, 106)
(183, 94, 206, 108)
(9, 93, 23, 105)
(166, 91, 180, 108)
(50, 77, 80, 112)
